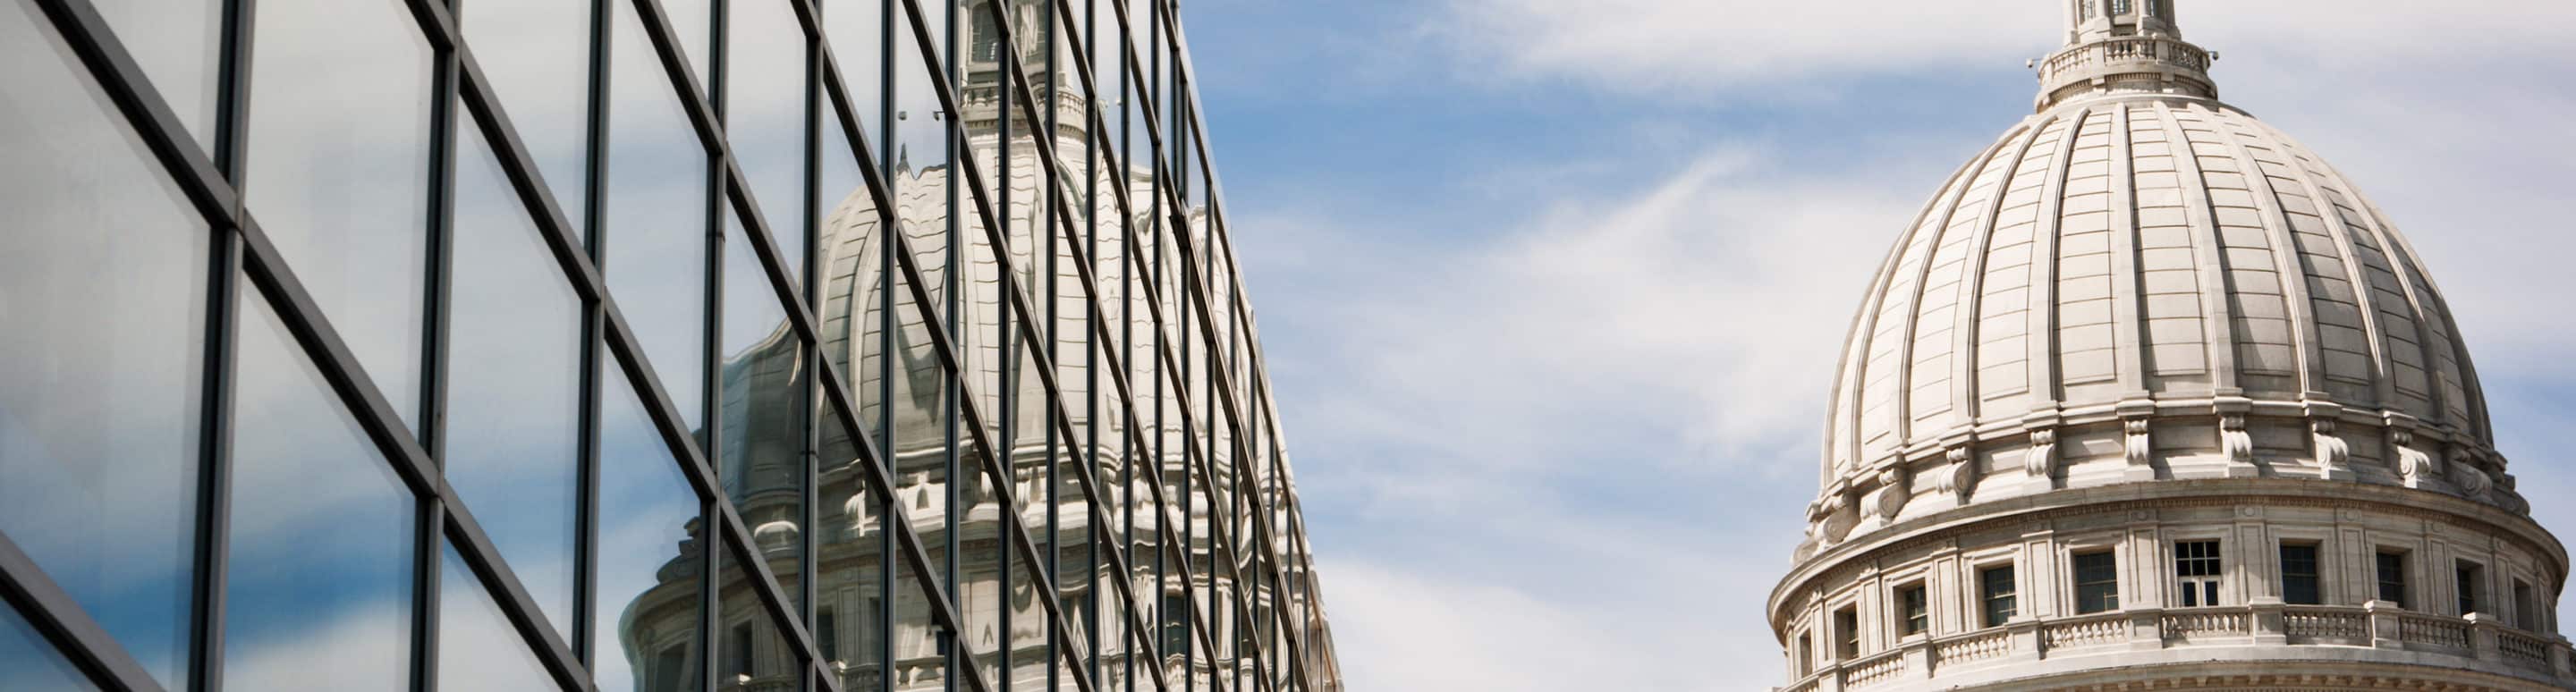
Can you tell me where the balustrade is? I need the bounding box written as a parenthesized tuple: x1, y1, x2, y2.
(1775, 603, 2573, 691)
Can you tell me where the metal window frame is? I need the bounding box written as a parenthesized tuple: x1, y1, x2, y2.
(4, 0, 1339, 689)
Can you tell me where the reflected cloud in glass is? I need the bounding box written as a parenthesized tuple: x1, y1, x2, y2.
(0, 5, 208, 686)
(242, 0, 435, 433)
(223, 289, 415, 690)
(446, 111, 584, 643)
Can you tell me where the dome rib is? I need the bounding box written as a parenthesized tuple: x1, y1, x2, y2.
(1945, 118, 2053, 437)
(2017, 108, 2086, 424)
(2148, 100, 2242, 394)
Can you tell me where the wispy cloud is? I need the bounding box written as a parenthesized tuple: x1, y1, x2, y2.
(1189, 2, 2576, 690)
(1424, 1, 2576, 97)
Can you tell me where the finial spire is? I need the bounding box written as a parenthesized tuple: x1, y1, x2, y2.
(2035, 0, 2216, 112)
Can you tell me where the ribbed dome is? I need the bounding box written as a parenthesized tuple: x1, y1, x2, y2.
(1800, 93, 2527, 553)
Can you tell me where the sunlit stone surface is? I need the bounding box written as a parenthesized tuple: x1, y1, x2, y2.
(1769, 3, 2573, 690)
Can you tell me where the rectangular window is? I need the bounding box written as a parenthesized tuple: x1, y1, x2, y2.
(1795, 632, 1813, 677)
(2377, 551, 2410, 608)
(728, 622, 754, 679)
(1897, 584, 1928, 637)
(2112, 0, 2131, 15)
(2074, 551, 2121, 614)
(1835, 606, 1860, 658)
(2280, 544, 2321, 605)
(2514, 580, 2537, 629)
(1980, 565, 2018, 628)
(651, 644, 688, 692)
(818, 608, 839, 664)
(1163, 595, 1191, 657)
(2457, 561, 2486, 616)
(2175, 540, 2222, 607)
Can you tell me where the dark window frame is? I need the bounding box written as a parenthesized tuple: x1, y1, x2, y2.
(2073, 550, 2121, 614)
(1979, 564, 2018, 628)
(2279, 543, 2322, 605)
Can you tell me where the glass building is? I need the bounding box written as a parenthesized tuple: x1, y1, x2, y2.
(0, 0, 1341, 689)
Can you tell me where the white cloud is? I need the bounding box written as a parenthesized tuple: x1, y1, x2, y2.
(1249, 148, 1933, 689)
(1252, 147, 1935, 504)
(1427, 0, 2576, 96)
(1208, 3, 2576, 690)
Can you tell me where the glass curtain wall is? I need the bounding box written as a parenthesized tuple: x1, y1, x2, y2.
(0, 0, 1341, 690)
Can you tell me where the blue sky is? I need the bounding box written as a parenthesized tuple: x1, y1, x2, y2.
(1174, 1, 2576, 688)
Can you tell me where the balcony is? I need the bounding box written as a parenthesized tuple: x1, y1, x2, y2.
(2034, 35, 2216, 109)
(1779, 601, 2574, 691)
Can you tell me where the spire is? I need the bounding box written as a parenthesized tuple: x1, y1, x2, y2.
(2034, 0, 2216, 112)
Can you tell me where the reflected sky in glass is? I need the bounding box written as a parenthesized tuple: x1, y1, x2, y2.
(438, 545, 558, 691)
(727, 0, 808, 284)
(243, 0, 434, 433)
(0, 4, 207, 686)
(88, 0, 222, 150)
(461, 0, 593, 239)
(595, 359, 704, 692)
(0, 601, 101, 692)
(605, 0, 710, 432)
(446, 111, 584, 643)
(224, 290, 415, 690)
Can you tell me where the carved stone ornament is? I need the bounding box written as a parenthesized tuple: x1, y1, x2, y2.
(2123, 417, 2153, 467)
(1939, 446, 1979, 502)
(2391, 428, 2438, 489)
(2311, 418, 2350, 477)
(1864, 468, 1911, 520)
(2449, 447, 2492, 497)
(2024, 428, 2058, 478)
(2496, 473, 2531, 516)
(2220, 414, 2254, 465)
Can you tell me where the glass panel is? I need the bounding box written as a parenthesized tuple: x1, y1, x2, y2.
(605, 0, 711, 432)
(437, 545, 558, 691)
(815, 405, 890, 690)
(725, 0, 809, 285)
(445, 114, 584, 642)
(461, 0, 593, 236)
(2377, 551, 2409, 607)
(893, 557, 943, 691)
(223, 287, 416, 691)
(0, 600, 102, 692)
(595, 356, 705, 692)
(821, 0, 886, 151)
(2280, 545, 2321, 605)
(716, 541, 804, 690)
(663, 0, 712, 86)
(88, 0, 223, 148)
(244, 0, 435, 432)
(2072, 552, 2119, 614)
(719, 215, 808, 610)
(0, 5, 209, 686)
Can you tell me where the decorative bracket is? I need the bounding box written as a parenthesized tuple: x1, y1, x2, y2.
(2311, 418, 2352, 481)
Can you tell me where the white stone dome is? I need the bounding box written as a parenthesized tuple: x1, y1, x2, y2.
(1800, 30, 2524, 558)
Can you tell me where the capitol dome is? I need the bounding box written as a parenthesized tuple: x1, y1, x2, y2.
(1771, 4, 2572, 691)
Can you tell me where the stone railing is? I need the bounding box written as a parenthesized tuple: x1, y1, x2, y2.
(2037, 35, 2210, 88)
(2160, 608, 2248, 641)
(2283, 605, 2368, 644)
(1932, 629, 2011, 667)
(2040, 612, 2125, 650)
(2399, 612, 2472, 651)
(1843, 648, 1907, 688)
(1774, 600, 2576, 691)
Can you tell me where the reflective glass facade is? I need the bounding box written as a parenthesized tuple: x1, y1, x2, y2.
(0, 0, 1340, 689)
